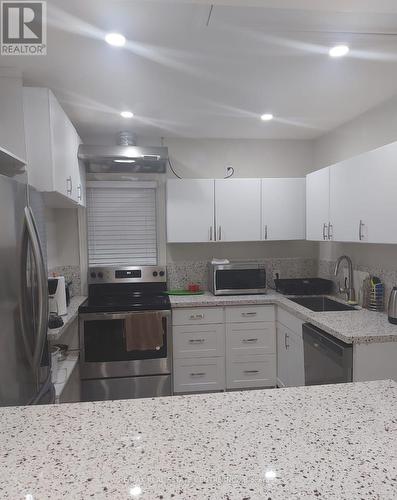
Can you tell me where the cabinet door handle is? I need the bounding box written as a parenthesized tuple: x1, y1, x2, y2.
(359, 220, 365, 241)
(189, 314, 204, 320)
(209, 226, 213, 241)
(77, 184, 82, 201)
(244, 370, 259, 374)
(242, 312, 257, 317)
(189, 339, 205, 344)
(242, 338, 258, 343)
(190, 372, 205, 377)
(323, 223, 328, 240)
(328, 222, 333, 240)
(284, 333, 290, 349)
(218, 226, 222, 241)
(66, 176, 72, 196)
(264, 225, 268, 240)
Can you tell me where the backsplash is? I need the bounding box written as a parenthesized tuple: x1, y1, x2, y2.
(167, 258, 318, 291)
(318, 259, 397, 310)
(48, 265, 81, 297)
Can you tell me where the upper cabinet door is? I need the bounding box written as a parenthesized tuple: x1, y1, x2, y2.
(215, 179, 261, 242)
(167, 179, 215, 243)
(23, 87, 83, 207)
(306, 167, 330, 241)
(330, 156, 363, 242)
(355, 142, 397, 244)
(262, 178, 305, 240)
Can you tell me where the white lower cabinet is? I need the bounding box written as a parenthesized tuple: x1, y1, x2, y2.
(173, 305, 276, 394)
(276, 308, 305, 387)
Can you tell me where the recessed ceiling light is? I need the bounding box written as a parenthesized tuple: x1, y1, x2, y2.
(329, 45, 349, 58)
(260, 113, 274, 122)
(105, 32, 126, 47)
(120, 111, 134, 119)
(114, 159, 136, 163)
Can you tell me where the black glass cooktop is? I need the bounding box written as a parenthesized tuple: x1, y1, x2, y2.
(79, 283, 171, 313)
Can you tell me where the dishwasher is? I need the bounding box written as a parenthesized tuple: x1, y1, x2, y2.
(303, 323, 353, 385)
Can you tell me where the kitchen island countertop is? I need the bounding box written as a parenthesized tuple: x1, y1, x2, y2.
(0, 380, 396, 499)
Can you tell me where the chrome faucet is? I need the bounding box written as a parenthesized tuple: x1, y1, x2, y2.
(334, 255, 356, 303)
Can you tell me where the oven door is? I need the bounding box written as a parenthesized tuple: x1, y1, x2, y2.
(214, 266, 267, 295)
(79, 310, 172, 379)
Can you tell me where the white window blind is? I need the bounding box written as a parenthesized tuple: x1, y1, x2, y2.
(87, 185, 157, 266)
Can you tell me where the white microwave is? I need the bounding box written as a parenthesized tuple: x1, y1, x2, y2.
(208, 262, 267, 296)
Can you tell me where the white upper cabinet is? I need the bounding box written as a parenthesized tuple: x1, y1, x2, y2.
(23, 87, 84, 207)
(262, 178, 305, 241)
(330, 142, 397, 244)
(215, 179, 261, 242)
(0, 69, 26, 164)
(306, 167, 330, 241)
(330, 156, 363, 242)
(167, 179, 215, 242)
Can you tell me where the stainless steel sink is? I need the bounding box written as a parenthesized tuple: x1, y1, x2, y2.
(288, 296, 357, 312)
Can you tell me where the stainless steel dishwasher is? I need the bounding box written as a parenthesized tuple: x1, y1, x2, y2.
(303, 323, 353, 385)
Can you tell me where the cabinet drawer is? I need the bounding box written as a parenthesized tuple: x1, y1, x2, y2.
(173, 307, 223, 326)
(226, 355, 276, 389)
(277, 307, 303, 335)
(225, 305, 275, 324)
(226, 323, 275, 356)
(173, 324, 225, 359)
(173, 357, 225, 393)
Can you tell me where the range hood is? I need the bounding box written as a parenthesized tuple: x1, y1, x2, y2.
(78, 133, 168, 174)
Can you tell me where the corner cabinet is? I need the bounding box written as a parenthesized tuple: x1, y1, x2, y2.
(23, 87, 85, 207)
(276, 309, 305, 388)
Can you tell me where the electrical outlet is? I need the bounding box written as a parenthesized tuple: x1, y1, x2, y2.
(273, 270, 280, 280)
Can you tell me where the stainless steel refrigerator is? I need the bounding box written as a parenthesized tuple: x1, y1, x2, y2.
(0, 169, 54, 406)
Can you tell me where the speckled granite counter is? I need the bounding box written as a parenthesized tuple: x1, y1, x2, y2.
(0, 380, 396, 499)
(170, 292, 397, 344)
(47, 296, 86, 342)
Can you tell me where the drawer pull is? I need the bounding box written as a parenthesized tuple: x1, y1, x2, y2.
(244, 370, 259, 374)
(242, 312, 257, 317)
(242, 338, 258, 343)
(190, 372, 206, 377)
(189, 339, 205, 344)
(189, 314, 204, 320)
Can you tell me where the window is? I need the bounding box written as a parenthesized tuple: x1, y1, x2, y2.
(86, 183, 158, 266)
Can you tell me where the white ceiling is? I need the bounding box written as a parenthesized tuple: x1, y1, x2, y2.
(3, 0, 397, 141)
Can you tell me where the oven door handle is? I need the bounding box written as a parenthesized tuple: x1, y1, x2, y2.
(79, 310, 171, 321)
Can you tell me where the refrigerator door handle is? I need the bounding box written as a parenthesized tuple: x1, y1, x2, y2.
(19, 216, 34, 368)
(24, 206, 48, 370)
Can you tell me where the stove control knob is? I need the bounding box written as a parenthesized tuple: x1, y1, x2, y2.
(159, 271, 165, 277)
(98, 272, 104, 279)
(153, 271, 158, 277)
(90, 272, 97, 279)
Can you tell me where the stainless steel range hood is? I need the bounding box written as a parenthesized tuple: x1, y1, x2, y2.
(78, 134, 168, 174)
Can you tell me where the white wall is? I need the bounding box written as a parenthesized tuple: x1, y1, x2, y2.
(313, 92, 397, 270)
(45, 208, 80, 270)
(313, 93, 397, 169)
(164, 138, 314, 178)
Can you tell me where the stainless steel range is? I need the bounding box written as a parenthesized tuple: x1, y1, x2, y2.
(79, 266, 172, 401)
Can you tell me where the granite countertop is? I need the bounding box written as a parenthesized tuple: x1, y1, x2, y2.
(47, 296, 87, 342)
(53, 351, 79, 403)
(170, 292, 397, 344)
(0, 380, 396, 499)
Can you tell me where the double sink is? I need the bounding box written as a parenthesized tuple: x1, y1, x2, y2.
(288, 296, 357, 312)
